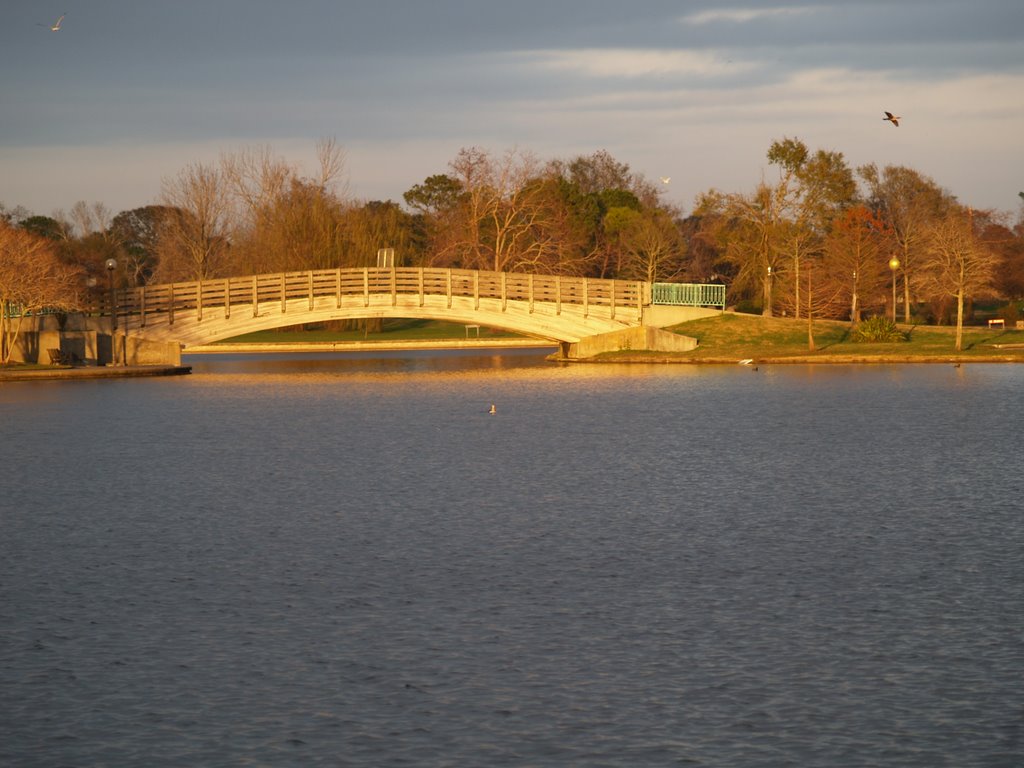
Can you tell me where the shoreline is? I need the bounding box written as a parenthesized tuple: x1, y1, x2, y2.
(0, 365, 192, 382)
(574, 354, 1024, 364)
(5, 338, 1023, 381)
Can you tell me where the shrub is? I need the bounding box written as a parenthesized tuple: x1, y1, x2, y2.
(732, 299, 761, 315)
(998, 303, 1020, 325)
(852, 316, 907, 343)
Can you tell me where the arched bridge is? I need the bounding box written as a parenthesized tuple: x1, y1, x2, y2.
(85, 267, 724, 364)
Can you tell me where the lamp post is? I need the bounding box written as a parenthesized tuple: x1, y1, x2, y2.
(888, 256, 900, 322)
(851, 270, 858, 323)
(105, 258, 117, 364)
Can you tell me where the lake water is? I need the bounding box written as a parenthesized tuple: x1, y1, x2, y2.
(2, 350, 1022, 767)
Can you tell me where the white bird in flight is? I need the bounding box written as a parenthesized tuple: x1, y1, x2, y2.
(39, 14, 65, 31)
(883, 111, 901, 127)
(660, 176, 671, 185)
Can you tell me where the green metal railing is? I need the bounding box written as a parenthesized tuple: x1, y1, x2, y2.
(652, 283, 725, 308)
(2, 302, 62, 319)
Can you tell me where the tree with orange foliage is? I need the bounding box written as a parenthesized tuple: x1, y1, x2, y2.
(0, 223, 83, 364)
(824, 205, 892, 322)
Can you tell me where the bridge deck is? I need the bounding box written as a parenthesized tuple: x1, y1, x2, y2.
(117, 268, 642, 322)
(100, 267, 648, 346)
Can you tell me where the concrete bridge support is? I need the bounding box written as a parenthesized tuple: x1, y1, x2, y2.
(560, 326, 699, 359)
(5, 316, 182, 367)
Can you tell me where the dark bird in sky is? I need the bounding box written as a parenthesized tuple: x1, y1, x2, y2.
(883, 111, 901, 127)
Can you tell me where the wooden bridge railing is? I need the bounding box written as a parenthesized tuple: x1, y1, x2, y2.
(99, 268, 646, 326)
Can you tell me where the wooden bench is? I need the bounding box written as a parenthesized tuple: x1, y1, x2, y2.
(988, 318, 1005, 329)
(46, 348, 77, 366)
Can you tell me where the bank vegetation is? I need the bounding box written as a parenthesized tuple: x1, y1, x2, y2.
(3, 137, 1024, 355)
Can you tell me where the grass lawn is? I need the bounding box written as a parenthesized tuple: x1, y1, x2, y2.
(610, 312, 1024, 362)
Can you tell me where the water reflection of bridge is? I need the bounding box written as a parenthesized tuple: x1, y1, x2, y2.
(80, 267, 724, 364)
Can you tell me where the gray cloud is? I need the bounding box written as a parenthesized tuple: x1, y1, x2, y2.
(1, 0, 1022, 213)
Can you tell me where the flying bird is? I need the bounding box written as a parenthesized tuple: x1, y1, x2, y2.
(660, 176, 671, 185)
(38, 14, 65, 31)
(883, 111, 901, 127)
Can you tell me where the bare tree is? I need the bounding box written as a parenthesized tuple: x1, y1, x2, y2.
(314, 137, 349, 195)
(921, 208, 999, 351)
(709, 182, 787, 316)
(446, 147, 556, 272)
(221, 145, 294, 226)
(860, 163, 954, 322)
(68, 201, 113, 239)
(155, 162, 233, 282)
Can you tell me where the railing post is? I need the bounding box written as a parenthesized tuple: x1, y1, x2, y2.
(473, 271, 479, 310)
(335, 268, 342, 308)
(281, 273, 287, 314)
(391, 267, 397, 306)
(556, 276, 561, 315)
(501, 272, 507, 311)
(610, 279, 616, 320)
(168, 283, 175, 325)
(140, 286, 146, 328)
(528, 273, 534, 314)
(225, 278, 231, 319)
(252, 275, 259, 317)
(583, 277, 589, 318)
(446, 269, 452, 309)
(418, 268, 424, 307)
(308, 270, 314, 311)
(197, 280, 203, 322)
(363, 268, 369, 307)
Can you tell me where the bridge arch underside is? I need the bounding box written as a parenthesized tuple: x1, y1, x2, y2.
(124, 293, 639, 349)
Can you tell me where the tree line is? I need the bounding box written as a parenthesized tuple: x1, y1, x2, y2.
(3, 136, 1024, 355)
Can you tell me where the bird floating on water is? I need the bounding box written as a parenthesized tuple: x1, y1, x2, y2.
(738, 359, 754, 365)
(489, 404, 496, 415)
(883, 111, 901, 127)
(38, 13, 65, 31)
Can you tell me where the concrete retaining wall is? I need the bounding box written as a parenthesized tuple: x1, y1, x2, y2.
(565, 326, 698, 359)
(5, 326, 179, 367)
(642, 305, 722, 327)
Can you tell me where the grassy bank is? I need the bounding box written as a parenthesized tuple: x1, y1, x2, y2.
(606, 313, 1024, 362)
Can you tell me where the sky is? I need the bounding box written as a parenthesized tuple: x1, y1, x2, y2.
(2, 0, 1023, 220)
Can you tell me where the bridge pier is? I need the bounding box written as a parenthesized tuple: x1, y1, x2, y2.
(559, 326, 698, 359)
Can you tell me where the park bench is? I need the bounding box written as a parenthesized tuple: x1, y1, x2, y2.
(988, 318, 1005, 329)
(46, 348, 79, 366)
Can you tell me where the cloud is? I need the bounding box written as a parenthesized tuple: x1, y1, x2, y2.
(681, 6, 821, 26)
(524, 48, 754, 80)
